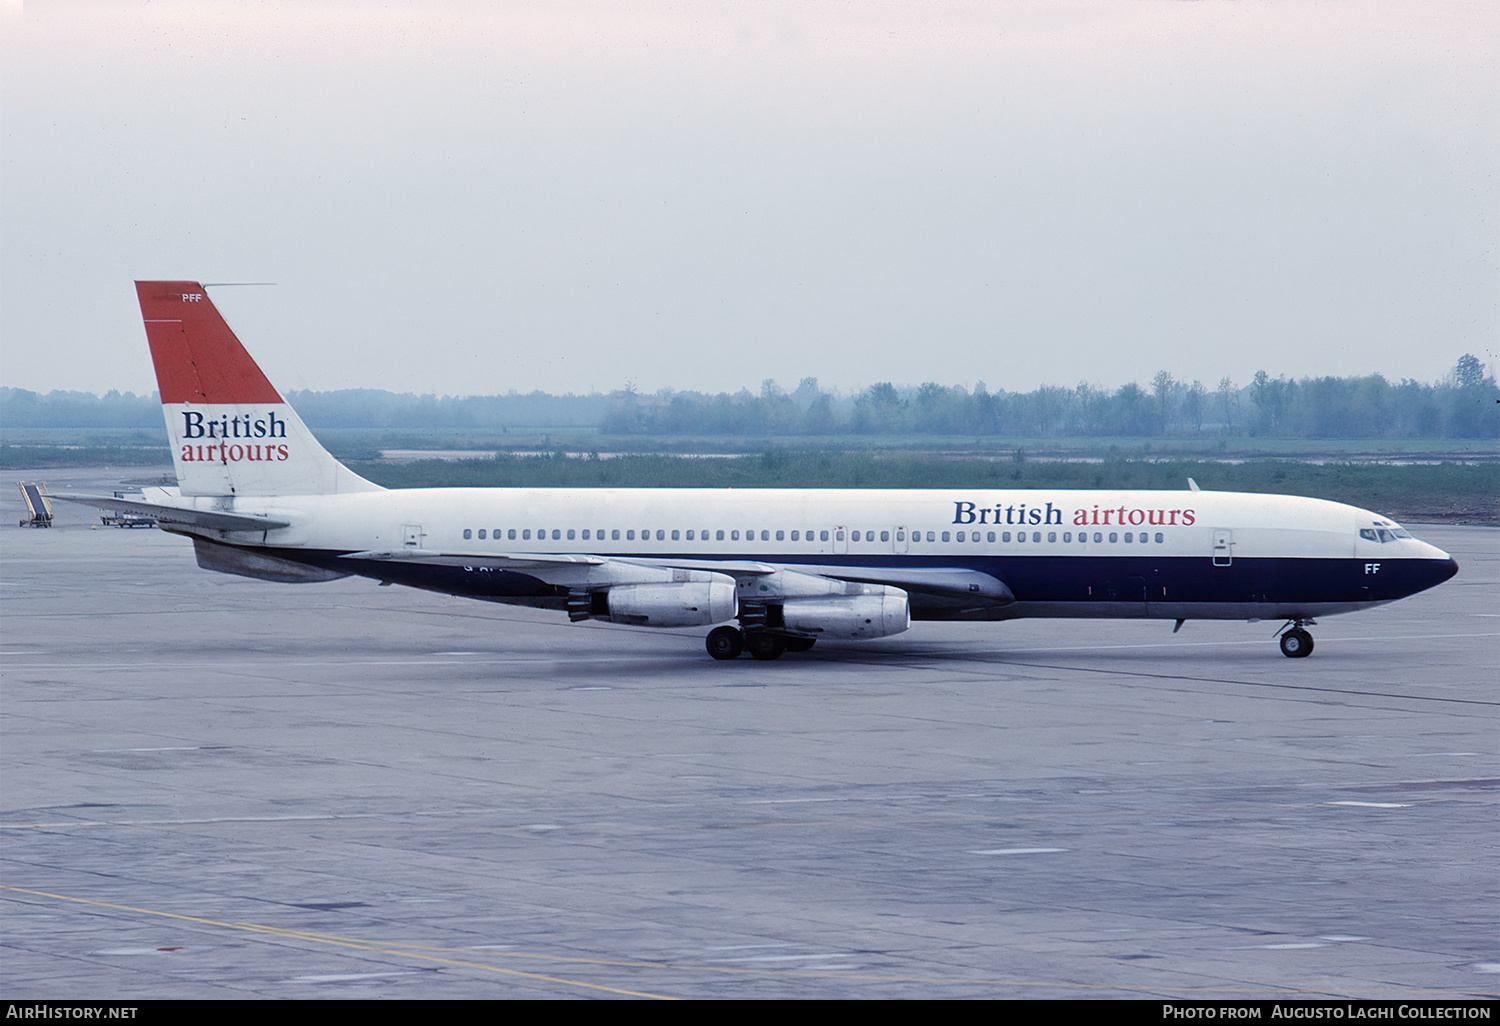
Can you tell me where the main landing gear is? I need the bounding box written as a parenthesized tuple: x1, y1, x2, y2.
(1276, 619, 1316, 658)
(705, 626, 816, 661)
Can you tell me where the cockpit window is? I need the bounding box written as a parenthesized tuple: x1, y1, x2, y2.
(1361, 526, 1410, 543)
(1359, 529, 1377, 542)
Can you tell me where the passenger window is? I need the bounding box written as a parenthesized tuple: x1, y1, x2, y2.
(552, 529, 561, 540)
(1048, 532, 1056, 542)
(776, 530, 784, 541)
(656, 530, 665, 540)
(1094, 532, 1102, 543)
(685, 530, 693, 541)
(732, 531, 740, 541)
(478, 529, 487, 540)
(954, 531, 964, 542)
(522, 529, 531, 540)
(1124, 532, 1133, 543)
(851, 530, 860, 542)
(926, 531, 935, 542)
(941, 531, 951, 542)
(895, 530, 904, 541)
(987, 531, 995, 542)
(1155, 533, 1163, 543)
(791, 531, 800, 541)
(761, 530, 769, 541)
(581, 530, 590, 540)
(1109, 532, 1118, 543)
(836, 530, 845, 542)
(626, 530, 635, 540)
(612, 529, 620, 540)
(1002, 532, 1011, 542)
(820, 530, 829, 541)
(717, 530, 725, 541)
(1062, 532, 1071, 542)
(567, 529, 576, 540)
(1016, 531, 1024, 543)
(881, 530, 889, 542)
(463, 529, 472, 540)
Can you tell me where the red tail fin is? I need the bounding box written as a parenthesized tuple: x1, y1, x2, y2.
(136, 280, 381, 497)
(136, 281, 282, 404)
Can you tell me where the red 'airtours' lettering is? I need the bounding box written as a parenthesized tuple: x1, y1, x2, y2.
(1072, 506, 1196, 527)
(180, 444, 289, 462)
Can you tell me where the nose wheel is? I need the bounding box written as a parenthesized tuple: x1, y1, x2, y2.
(1277, 622, 1315, 658)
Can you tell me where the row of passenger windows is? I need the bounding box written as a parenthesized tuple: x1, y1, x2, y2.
(459, 527, 1169, 545)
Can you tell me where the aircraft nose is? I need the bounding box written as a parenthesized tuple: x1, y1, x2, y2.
(1415, 557, 1459, 594)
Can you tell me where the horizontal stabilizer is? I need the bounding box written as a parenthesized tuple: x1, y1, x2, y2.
(55, 493, 290, 532)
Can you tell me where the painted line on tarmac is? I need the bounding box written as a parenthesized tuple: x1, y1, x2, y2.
(1, 884, 1484, 998)
(0, 885, 677, 999)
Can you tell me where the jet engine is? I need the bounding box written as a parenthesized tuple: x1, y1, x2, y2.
(781, 588, 910, 639)
(597, 580, 738, 627)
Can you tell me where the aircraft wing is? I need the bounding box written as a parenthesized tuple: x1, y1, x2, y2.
(795, 565, 1013, 604)
(342, 549, 608, 570)
(54, 493, 291, 532)
(343, 547, 1014, 619)
(652, 558, 1012, 603)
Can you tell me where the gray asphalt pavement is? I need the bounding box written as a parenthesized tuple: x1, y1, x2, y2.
(3, 469, 1495, 998)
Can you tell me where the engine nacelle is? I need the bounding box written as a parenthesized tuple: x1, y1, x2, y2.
(605, 580, 737, 628)
(781, 588, 910, 640)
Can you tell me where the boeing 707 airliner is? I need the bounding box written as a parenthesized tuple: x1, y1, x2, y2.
(63, 282, 1458, 661)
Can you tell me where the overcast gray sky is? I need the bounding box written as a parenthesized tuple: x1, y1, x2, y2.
(2, 0, 1495, 398)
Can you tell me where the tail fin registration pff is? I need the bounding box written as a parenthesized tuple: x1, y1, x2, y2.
(137, 281, 381, 497)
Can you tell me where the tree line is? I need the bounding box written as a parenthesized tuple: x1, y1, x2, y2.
(603, 357, 1496, 439)
(3, 356, 1494, 439)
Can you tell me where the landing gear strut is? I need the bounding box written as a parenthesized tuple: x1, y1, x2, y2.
(1276, 620, 1316, 658)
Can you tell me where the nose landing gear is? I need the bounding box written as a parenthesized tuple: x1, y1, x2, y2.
(1276, 620, 1316, 658)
